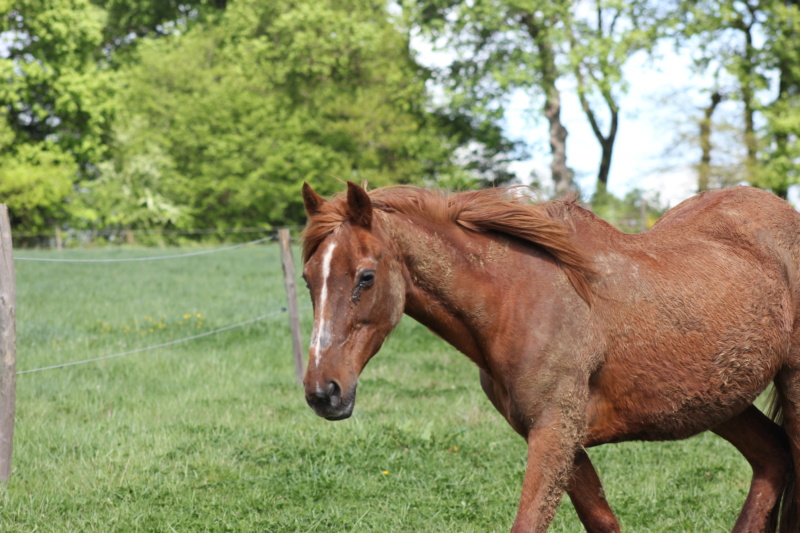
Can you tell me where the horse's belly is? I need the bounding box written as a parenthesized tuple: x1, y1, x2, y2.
(583, 350, 781, 445)
(585, 392, 754, 445)
(586, 286, 792, 445)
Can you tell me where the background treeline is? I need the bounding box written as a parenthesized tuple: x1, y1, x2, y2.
(2, 0, 799, 237)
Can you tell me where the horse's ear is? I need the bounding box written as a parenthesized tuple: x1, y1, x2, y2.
(302, 182, 325, 217)
(346, 181, 372, 228)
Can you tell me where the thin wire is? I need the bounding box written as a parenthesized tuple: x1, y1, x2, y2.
(17, 308, 288, 374)
(13, 237, 271, 263)
(14, 226, 303, 238)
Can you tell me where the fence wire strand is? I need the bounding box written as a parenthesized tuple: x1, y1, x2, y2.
(18, 308, 290, 375)
(13, 236, 272, 263)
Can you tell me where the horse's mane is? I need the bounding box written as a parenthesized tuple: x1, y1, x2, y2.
(302, 186, 596, 305)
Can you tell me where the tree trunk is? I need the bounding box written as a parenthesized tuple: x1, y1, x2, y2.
(595, 110, 618, 193)
(738, 16, 759, 183)
(573, 64, 618, 195)
(544, 84, 572, 196)
(521, 13, 573, 196)
(698, 92, 723, 192)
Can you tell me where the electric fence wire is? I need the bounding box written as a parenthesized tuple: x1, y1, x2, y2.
(17, 307, 296, 375)
(13, 236, 272, 263)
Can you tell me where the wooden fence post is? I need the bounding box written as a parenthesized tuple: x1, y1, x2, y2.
(0, 204, 17, 482)
(279, 229, 304, 386)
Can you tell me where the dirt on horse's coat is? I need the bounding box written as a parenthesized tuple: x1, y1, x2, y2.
(300, 182, 800, 533)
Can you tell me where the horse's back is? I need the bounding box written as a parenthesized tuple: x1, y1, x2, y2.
(655, 186, 800, 243)
(652, 186, 800, 289)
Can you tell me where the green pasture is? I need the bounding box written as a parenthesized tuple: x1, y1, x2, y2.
(1, 244, 754, 531)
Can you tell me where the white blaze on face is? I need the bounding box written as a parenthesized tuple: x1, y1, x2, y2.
(309, 241, 337, 368)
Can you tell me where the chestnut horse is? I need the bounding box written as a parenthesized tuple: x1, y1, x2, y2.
(299, 181, 800, 532)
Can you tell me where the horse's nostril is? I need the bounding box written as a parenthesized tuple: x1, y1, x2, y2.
(328, 381, 342, 407)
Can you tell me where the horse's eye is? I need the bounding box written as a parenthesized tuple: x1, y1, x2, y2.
(358, 270, 376, 287)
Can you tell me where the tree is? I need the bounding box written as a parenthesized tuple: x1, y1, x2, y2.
(85, 0, 472, 230)
(0, 135, 76, 232)
(759, 0, 800, 198)
(4, 0, 494, 233)
(1, 0, 114, 170)
(677, 0, 800, 198)
(697, 90, 723, 191)
(568, 0, 664, 193)
(411, 0, 576, 194)
(409, 0, 666, 196)
(0, 0, 116, 230)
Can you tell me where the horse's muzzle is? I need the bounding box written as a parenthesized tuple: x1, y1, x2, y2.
(305, 380, 356, 420)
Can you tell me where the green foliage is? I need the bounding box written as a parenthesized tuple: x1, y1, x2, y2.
(409, 0, 668, 191)
(591, 187, 667, 233)
(760, 97, 800, 196)
(675, 0, 800, 197)
(6, 0, 796, 234)
(90, 0, 224, 49)
(756, 1, 800, 197)
(1, 0, 117, 231)
(95, 0, 469, 229)
(1, 0, 116, 167)
(3, 0, 508, 233)
(77, 117, 189, 230)
(410, 0, 567, 122)
(0, 141, 76, 231)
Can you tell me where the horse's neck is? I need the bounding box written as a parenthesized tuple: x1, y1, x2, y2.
(384, 211, 565, 370)
(382, 208, 606, 371)
(384, 213, 491, 364)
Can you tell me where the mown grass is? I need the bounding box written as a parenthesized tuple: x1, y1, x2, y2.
(1, 244, 754, 531)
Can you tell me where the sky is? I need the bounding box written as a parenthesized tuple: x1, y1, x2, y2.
(414, 35, 799, 209)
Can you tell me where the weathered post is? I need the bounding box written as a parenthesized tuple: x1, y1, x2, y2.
(0, 204, 17, 482)
(279, 229, 304, 386)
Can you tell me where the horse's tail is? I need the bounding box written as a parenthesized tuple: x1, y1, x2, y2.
(766, 386, 798, 533)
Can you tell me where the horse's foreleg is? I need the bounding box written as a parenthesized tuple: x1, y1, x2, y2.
(712, 405, 791, 533)
(481, 370, 617, 532)
(512, 420, 577, 533)
(566, 449, 621, 533)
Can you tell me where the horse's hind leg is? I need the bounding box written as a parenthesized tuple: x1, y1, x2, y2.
(774, 368, 800, 532)
(712, 404, 791, 532)
(566, 449, 620, 533)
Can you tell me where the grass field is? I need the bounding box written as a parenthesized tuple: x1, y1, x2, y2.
(0, 243, 757, 531)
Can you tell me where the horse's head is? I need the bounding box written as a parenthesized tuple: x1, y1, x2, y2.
(300, 182, 405, 420)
